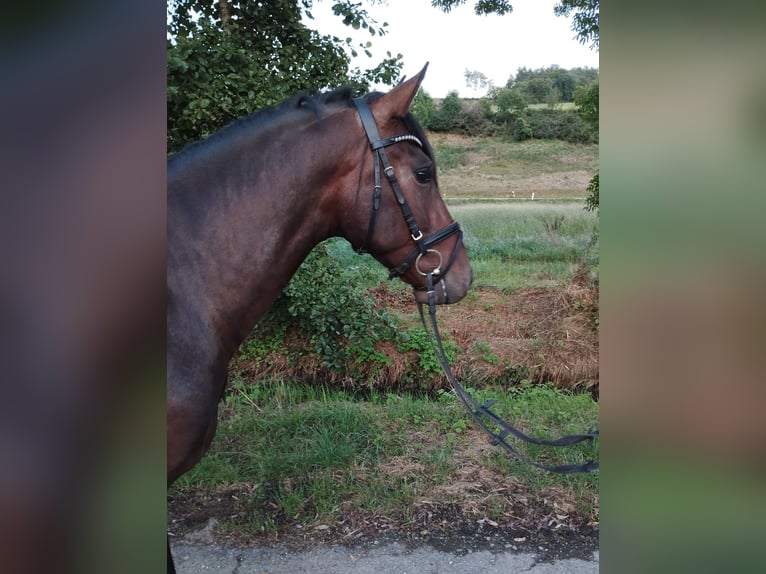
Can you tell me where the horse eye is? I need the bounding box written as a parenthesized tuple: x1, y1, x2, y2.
(415, 168, 432, 185)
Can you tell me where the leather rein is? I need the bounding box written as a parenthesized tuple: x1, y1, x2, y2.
(352, 97, 598, 474)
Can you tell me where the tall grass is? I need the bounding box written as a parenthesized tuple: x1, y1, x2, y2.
(455, 202, 598, 290)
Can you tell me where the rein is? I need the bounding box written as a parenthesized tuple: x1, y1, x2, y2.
(419, 277, 599, 474)
(352, 97, 598, 474)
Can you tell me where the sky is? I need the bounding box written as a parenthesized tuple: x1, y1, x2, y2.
(304, 0, 598, 97)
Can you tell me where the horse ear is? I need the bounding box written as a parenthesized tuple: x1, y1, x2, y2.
(370, 63, 429, 122)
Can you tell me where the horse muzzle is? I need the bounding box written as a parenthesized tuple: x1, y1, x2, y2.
(412, 268, 473, 305)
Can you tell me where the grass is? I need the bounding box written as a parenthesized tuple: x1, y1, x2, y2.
(325, 202, 598, 292)
(172, 377, 598, 537)
(431, 136, 598, 187)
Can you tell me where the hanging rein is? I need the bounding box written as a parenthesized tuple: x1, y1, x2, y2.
(352, 97, 598, 474)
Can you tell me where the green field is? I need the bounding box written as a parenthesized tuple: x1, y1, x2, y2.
(326, 202, 598, 293)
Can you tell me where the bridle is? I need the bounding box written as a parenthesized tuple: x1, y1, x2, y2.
(352, 97, 463, 296)
(352, 96, 598, 474)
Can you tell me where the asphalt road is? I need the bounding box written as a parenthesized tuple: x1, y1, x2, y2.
(172, 541, 599, 573)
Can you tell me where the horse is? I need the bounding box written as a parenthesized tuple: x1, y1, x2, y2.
(167, 65, 472, 571)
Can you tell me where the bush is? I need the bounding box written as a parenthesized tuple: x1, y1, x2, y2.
(238, 242, 462, 391)
(410, 89, 436, 128)
(584, 171, 599, 212)
(253, 243, 397, 375)
(429, 93, 596, 143)
(430, 91, 467, 133)
(574, 83, 599, 136)
(523, 109, 595, 143)
(512, 116, 533, 141)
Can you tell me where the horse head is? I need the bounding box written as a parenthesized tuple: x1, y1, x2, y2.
(339, 65, 473, 304)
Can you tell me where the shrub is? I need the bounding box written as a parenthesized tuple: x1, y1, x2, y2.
(512, 116, 533, 141)
(430, 91, 467, 133)
(253, 243, 397, 375)
(584, 171, 599, 212)
(574, 82, 599, 136)
(523, 109, 595, 143)
(410, 89, 436, 128)
(238, 242, 463, 391)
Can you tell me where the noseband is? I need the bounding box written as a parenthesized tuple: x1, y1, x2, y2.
(352, 97, 463, 292)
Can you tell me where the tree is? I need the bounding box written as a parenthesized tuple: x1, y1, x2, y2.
(464, 69, 493, 96)
(430, 90, 466, 132)
(430, 0, 513, 16)
(573, 82, 599, 131)
(492, 87, 526, 124)
(574, 81, 599, 210)
(167, 0, 403, 152)
(411, 89, 436, 127)
(554, 0, 599, 50)
(519, 76, 553, 104)
(552, 70, 576, 101)
(430, 0, 599, 51)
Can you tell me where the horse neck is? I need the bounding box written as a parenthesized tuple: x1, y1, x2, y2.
(168, 112, 357, 358)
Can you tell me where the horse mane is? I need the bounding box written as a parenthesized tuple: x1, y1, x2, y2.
(169, 85, 433, 168)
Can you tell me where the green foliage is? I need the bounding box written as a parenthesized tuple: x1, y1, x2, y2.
(507, 65, 598, 105)
(574, 83, 599, 211)
(490, 87, 527, 125)
(574, 82, 599, 135)
(554, 0, 599, 50)
(464, 68, 493, 96)
(584, 171, 599, 212)
(512, 116, 533, 141)
(167, 0, 404, 153)
(256, 243, 397, 374)
(519, 76, 554, 105)
(522, 108, 596, 143)
(473, 341, 499, 365)
(546, 87, 563, 109)
(428, 67, 600, 141)
(433, 142, 473, 169)
(552, 71, 577, 102)
(432, 0, 513, 16)
(396, 327, 459, 375)
(410, 89, 436, 128)
(429, 90, 467, 133)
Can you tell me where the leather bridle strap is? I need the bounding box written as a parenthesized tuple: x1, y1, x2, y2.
(388, 221, 462, 280)
(352, 96, 464, 282)
(353, 96, 427, 255)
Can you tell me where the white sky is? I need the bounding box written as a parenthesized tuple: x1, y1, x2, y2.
(304, 0, 599, 97)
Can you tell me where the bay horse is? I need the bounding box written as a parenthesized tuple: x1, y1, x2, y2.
(167, 65, 472, 571)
